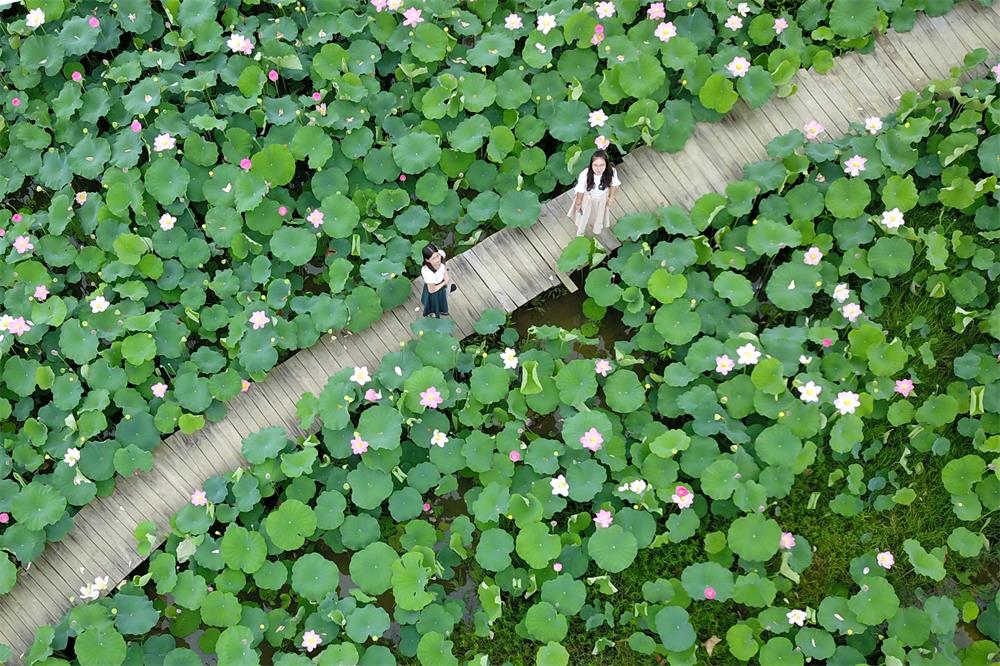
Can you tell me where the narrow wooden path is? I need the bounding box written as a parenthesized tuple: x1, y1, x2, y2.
(1, 2, 998, 660)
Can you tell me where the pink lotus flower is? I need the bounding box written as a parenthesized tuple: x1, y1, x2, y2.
(654, 21, 677, 42)
(365, 388, 382, 401)
(580, 427, 604, 452)
(672, 485, 694, 509)
(11, 97, 21, 108)
(301, 630, 322, 653)
(88, 16, 100, 28)
(715, 354, 735, 375)
(268, 70, 279, 82)
(803, 246, 823, 265)
(420, 386, 443, 409)
(249, 310, 270, 329)
(704, 586, 716, 600)
(774, 17, 788, 33)
(278, 206, 288, 216)
(402, 7, 423, 27)
(0, 513, 8, 524)
(876, 550, 894, 569)
(780, 532, 796, 549)
(822, 337, 833, 347)
(241, 379, 251, 393)
(307, 209, 325, 228)
(588, 109, 609, 128)
(239, 158, 252, 170)
(595, 2, 616, 19)
(591, 25, 605, 45)
(72, 71, 83, 82)
(151, 383, 168, 398)
(504, 13, 523, 30)
(726, 57, 750, 78)
(371, 0, 388, 11)
(351, 433, 369, 455)
(312, 91, 323, 101)
(841, 303, 863, 322)
(11, 214, 22, 223)
(724, 15, 743, 30)
(595, 359, 612, 376)
(843, 155, 867, 177)
(595, 135, 610, 150)
(153, 133, 176, 152)
(993, 63, 1000, 83)
(7, 317, 32, 336)
(130, 119, 142, 133)
(803, 120, 825, 140)
(190, 490, 207, 506)
(33, 285, 49, 301)
(159, 213, 176, 231)
(422, 502, 431, 512)
(226, 33, 254, 55)
(648, 2, 666, 20)
(399, 174, 406, 181)
(894, 379, 914, 398)
(552, 562, 563, 572)
(594, 509, 614, 528)
(13, 235, 34, 254)
(509, 450, 521, 462)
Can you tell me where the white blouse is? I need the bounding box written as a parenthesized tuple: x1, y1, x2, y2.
(575, 167, 621, 197)
(421, 249, 447, 285)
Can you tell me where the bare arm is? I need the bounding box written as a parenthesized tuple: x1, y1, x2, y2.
(608, 185, 619, 205)
(572, 192, 584, 213)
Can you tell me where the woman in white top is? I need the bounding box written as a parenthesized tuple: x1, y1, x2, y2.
(420, 243, 452, 318)
(567, 149, 621, 236)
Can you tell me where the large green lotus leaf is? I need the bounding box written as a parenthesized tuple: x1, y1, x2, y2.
(765, 262, 821, 311)
(215, 626, 259, 666)
(68, 135, 110, 178)
(653, 300, 701, 345)
(554, 359, 599, 405)
(391, 551, 435, 611)
(699, 73, 739, 114)
(270, 226, 317, 266)
(547, 100, 590, 142)
(220, 524, 267, 574)
(848, 576, 899, 625)
(145, 158, 190, 206)
(826, 177, 871, 218)
(0, 554, 17, 595)
(603, 370, 645, 413)
(411, 22, 449, 62)
(979, 134, 1000, 176)
(759, 637, 803, 666)
(291, 552, 339, 602)
(393, 132, 441, 174)
(113, 592, 160, 635)
(618, 53, 665, 99)
(713, 271, 754, 306)
(346, 604, 391, 643)
(242, 427, 288, 464)
(829, 0, 879, 37)
(498, 189, 541, 228)
(737, 67, 775, 108)
(727, 513, 781, 561)
(357, 405, 402, 450)
(585, 268, 623, 306)
(903, 539, 947, 581)
(11, 482, 67, 531)
(655, 606, 696, 652)
(587, 524, 638, 573)
(251, 144, 296, 187)
(476, 528, 514, 572)
(523, 601, 568, 643)
(347, 466, 393, 510)
(76, 625, 126, 666)
(470, 364, 511, 404)
(515, 522, 562, 570)
(941, 455, 985, 495)
(747, 218, 802, 256)
(681, 561, 735, 601)
(648, 269, 687, 304)
(264, 499, 317, 551)
(726, 624, 759, 660)
(566, 460, 607, 502)
(448, 115, 492, 152)
(881, 174, 918, 211)
(350, 542, 397, 595)
(867, 236, 913, 277)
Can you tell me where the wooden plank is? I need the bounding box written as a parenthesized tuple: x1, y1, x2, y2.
(643, 149, 705, 208)
(476, 235, 533, 307)
(508, 225, 577, 294)
(791, 70, 853, 134)
(462, 246, 518, 311)
(518, 221, 578, 292)
(842, 55, 897, 116)
(633, 147, 691, 207)
(496, 228, 561, 302)
(922, 14, 974, 72)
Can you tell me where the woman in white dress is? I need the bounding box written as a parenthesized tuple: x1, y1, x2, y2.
(420, 244, 453, 318)
(567, 149, 621, 236)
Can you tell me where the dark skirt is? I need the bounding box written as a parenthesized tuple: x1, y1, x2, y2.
(421, 283, 449, 317)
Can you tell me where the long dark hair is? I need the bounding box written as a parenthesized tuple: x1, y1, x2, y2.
(422, 243, 441, 270)
(585, 150, 615, 192)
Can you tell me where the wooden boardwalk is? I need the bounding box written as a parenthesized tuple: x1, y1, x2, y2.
(1, 2, 998, 661)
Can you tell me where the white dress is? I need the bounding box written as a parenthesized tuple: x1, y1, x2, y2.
(567, 168, 620, 236)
